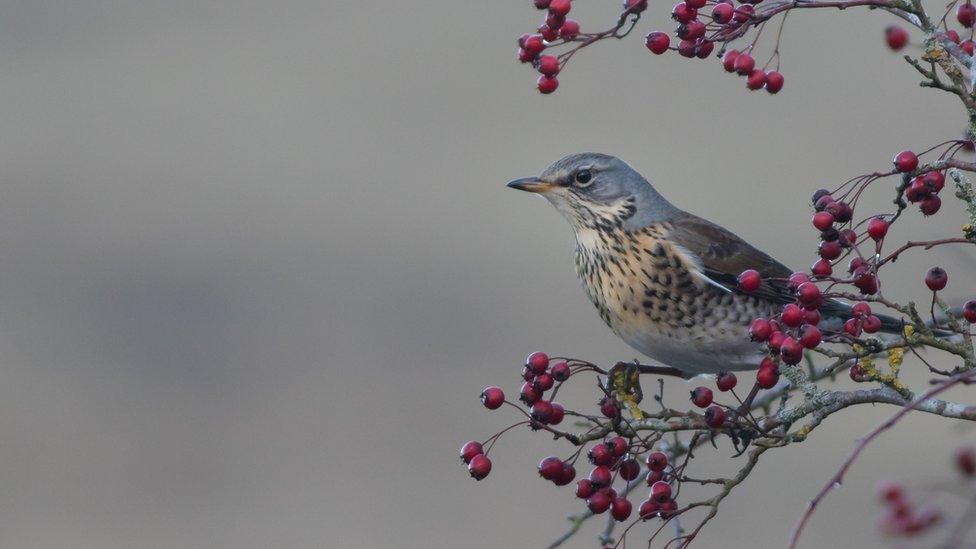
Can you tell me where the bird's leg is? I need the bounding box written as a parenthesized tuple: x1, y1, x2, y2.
(608, 361, 692, 406)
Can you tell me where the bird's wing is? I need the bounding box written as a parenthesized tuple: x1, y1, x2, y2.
(665, 213, 796, 305)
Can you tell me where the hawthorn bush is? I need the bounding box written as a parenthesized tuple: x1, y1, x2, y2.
(461, 1, 976, 546)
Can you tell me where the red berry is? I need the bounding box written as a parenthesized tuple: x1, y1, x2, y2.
(812, 258, 833, 278)
(589, 442, 615, 466)
(539, 455, 564, 480)
(849, 364, 865, 381)
(780, 336, 803, 364)
(677, 39, 696, 58)
(619, 458, 641, 481)
(535, 0, 551, 8)
(819, 240, 842, 260)
(780, 304, 803, 327)
(686, 0, 707, 8)
(696, 40, 715, 59)
(712, 2, 734, 23)
(549, 0, 571, 16)
(555, 463, 576, 486)
(747, 70, 769, 89)
(716, 371, 737, 391)
(538, 23, 559, 42)
(481, 386, 505, 409)
(576, 479, 594, 499)
(844, 318, 862, 337)
(852, 301, 871, 316)
(608, 436, 628, 456)
(919, 195, 941, 215)
(658, 498, 678, 518)
(750, 318, 772, 341)
(963, 39, 975, 56)
(704, 405, 726, 428)
(468, 454, 492, 480)
(672, 2, 697, 23)
(531, 400, 553, 422)
(923, 170, 945, 192)
(534, 373, 554, 391)
(893, 150, 918, 172)
(600, 396, 618, 418)
(947, 29, 962, 43)
(587, 491, 612, 514)
(838, 228, 857, 248)
(765, 71, 784, 93)
(650, 480, 672, 502)
(799, 324, 822, 349)
(885, 25, 909, 51)
(540, 401, 561, 424)
(877, 480, 904, 503)
(677, 20, 706, 41)
(803, 308, 821, 326)
(955, 447, 976, 476)
(690, 386, 713, 408)
(925, 266, 948, 291)
(638, 499, 660, 520)
(645, 469, 664, 485)
(551, 361, 570, 381)
(526, 352, 549, 374)
(734, 52, 755, 74)
(867, 217, 888, 241)
(756, 360, 779, 389)
(460, 440, 484, 463)
(537, 55, 560, 76)
(645, 31, 671, 54)
(722, 49, 740, 72)
(520, 382, 541, 404)
(767, 330, 786, 351)
(517, 47, 534, 63)
(537, 75, 559, 94)
(733, 4, 754, 22)
(963, 300, 976, 322)
(812, 211, 835, 231)
(624, 0, 649, 12)
(523, 34, 546, 56)
(797, 282, 822, 308)
(906, 177, 929, 202)
(559, 19, 580, 39)
(646, 451, 668, 471)
(862, 315, 882, 334)
(611, 497, 633, 521)
(589, 465, 612, 488)
(546, 12, 566, 29)
(738, 269, 761, 292)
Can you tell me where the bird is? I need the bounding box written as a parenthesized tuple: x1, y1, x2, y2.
(507, 152, 902, 378)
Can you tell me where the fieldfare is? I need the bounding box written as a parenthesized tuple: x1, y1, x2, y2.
(508, 153, 903, 378)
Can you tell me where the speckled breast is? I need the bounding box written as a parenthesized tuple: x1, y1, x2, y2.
(573, 223, 775, 372)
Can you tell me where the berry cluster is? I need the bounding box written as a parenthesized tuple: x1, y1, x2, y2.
(459, 352, 768, 543)
(875, 481, 943, 538)
(514, 0, 976, 97)
(874, 447, 976, 540)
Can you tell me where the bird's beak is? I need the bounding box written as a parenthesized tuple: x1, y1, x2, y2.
(507, 177, 555, 193)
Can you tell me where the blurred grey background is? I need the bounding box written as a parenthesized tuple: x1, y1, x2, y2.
(0, 1, 972, 548)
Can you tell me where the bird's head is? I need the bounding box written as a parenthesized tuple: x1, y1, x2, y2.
(507, 153, 676, 231)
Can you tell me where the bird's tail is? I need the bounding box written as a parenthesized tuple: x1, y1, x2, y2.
(821, 299, 962, 341)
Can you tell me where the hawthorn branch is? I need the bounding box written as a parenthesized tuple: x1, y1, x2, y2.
(787, 369, 976, 549)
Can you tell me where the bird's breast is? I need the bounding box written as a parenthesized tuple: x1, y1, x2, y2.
(573, 225, 775, 370)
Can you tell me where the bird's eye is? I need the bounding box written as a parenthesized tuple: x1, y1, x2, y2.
(574, 169, 592, 186)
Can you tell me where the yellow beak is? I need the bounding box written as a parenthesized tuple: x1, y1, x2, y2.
(507, 177, 555, 193)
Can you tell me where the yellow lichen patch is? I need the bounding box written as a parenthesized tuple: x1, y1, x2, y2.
(887, 346, 904, 376)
